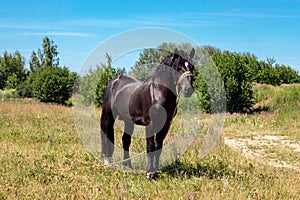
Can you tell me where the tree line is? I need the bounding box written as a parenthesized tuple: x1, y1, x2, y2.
(1, 39, 299, 113)
(0, 37, 76, 105)
(93, 42, 300, 113)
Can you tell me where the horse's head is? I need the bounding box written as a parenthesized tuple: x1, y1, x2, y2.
(170, 48, 196, 97)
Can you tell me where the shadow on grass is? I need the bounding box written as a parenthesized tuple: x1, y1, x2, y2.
(248, 105, 270, 114)
(161, 159, 234, 179)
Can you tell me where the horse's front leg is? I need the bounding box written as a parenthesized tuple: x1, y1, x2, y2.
(153, 122, 170, 172)
(146, 126, 156, 179)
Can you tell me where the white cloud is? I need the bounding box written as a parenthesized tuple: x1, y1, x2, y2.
(0, 19, 62, 30)
(19, 31, 94, 37)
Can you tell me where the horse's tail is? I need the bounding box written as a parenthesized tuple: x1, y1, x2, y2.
(100, 76, 121, 160)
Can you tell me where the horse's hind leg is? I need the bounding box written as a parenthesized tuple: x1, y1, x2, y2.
(122, 121, 134, 169)
(100, 107, 115, 165)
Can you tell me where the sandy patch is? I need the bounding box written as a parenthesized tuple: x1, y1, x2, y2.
(224, 135, 300, 171)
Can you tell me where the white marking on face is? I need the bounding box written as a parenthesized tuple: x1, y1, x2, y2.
(185, 61, 189, 68)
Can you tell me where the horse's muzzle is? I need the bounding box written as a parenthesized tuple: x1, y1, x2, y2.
(182, 86, 194, 97)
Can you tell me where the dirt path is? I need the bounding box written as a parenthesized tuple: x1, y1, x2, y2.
(224, 135, 300, 172)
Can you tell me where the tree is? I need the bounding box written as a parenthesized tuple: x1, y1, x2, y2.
(26, 37, 78, 104)
(29, 51, 41, 73)
(129, 48, 161, 80)
(211, 52, 254, 113)
(5, 73, 18, 89)
(16, 80, 34, 98)
(28, 36, 59, 72)
(31, 66, 76, 104)
(0, 51, 27, 89)
(78, 53, 125, 106)
(78, 67, 103, 106)
(95, 53, 117, 107)
(266, 56, 276, 67)
(274, 64, 300, 84)
(194, 60, 226, 113)
(42, 37, 59, 67)
(249, 58, 300, 86)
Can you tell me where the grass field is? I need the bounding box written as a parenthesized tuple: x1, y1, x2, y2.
(1, 84, 300, 199)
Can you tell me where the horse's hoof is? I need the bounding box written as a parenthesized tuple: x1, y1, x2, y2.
(122, 165, 133, 172)
(146, 171, 158, 180)
(104, 157, 112, 166)
(123, 161, 132, 171)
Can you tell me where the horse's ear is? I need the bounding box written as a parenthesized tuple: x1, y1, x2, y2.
(172, 48, 179, 62)
(190, 48, 195, 59)
(174, 48, 179, 54)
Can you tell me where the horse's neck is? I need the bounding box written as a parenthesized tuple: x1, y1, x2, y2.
(151, 65, 177, 99)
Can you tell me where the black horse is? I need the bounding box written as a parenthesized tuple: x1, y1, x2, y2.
(100, 48, 195, 178)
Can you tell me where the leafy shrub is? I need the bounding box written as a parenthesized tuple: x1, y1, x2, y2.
(212, 52, 254, 113)
(31, 66, 76, 105)
(195, 61, 226, 113)
(274, 64, 300, 84)
(77, 53, 117, 107)
(94, 65, 116, 107)
(16, 81, 34, 98)
(0, 89, 18, 99)
(77, 69, 100, 106)
(0, 51, 27, 90)
(250, 60, 300, 86)
(5, 73, 18, 89)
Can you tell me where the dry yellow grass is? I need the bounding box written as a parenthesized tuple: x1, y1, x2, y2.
(1, 84, 300, 199)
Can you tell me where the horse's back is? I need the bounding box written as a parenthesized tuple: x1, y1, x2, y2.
(109, 75, 142, 95)
(104, 75, 142, 120)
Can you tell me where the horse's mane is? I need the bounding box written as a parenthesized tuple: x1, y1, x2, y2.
(160, 53, 174, 67)
(144, 50, 194, 85)
(160, 50, 192, 70)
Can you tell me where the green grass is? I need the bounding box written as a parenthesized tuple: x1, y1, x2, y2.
(1, 84, 300, 199)
(0, 89, 18, 100)
(253, 83, 300, 116)
(263, 145, 300, 168)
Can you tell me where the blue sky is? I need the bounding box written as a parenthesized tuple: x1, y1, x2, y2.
(1, 0, 300, 72)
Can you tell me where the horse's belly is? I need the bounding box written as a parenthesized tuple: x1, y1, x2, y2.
(113, 84, 151, 126)
(114, 98, 149, 126)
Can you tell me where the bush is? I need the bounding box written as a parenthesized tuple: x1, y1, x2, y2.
(213, 52, 254, 113)
(5, 73, 18, 89)
(16, 81, 34, 98)
(196, 52, 254, 114)
(250, 61, 300, 86)
(274, 64, 300, 84)
(0, 89, 18, 100)
(31, 66, 76, 105)
(195, 61, 226, 113)
(94, 65, 116, 107)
